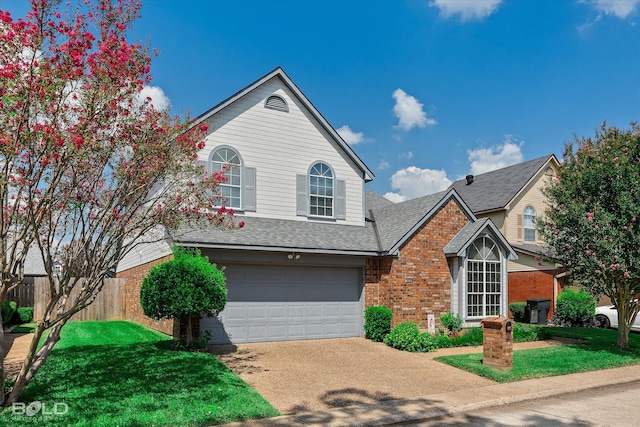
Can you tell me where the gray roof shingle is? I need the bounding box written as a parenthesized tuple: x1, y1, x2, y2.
(443, 218, 491, 256)
(172, 216, 379, 255)
(372, 191, 449, 252)
(448, 155, 554, 213)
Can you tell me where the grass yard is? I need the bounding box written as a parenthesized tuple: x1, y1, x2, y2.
(436, 326, 640, 382)
(1, 321, 279, 426)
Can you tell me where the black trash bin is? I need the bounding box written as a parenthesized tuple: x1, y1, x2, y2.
(527, 298, 551, 324)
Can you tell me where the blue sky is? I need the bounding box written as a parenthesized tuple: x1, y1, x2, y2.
(3, 0, 640, 201)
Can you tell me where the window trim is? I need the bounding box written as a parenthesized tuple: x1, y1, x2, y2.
(308, 161, 335, 218)
(523, 205, 536, 242)
(210, 146, 243, 210)
(465, 235, 503, 320)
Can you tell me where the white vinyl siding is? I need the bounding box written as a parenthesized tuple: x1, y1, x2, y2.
(198, 77, 364, 226)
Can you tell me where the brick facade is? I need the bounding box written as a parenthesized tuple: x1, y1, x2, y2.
(365, 199, 469, 328)
(508, 269, 562, 318)
(116, 255, 176, 336)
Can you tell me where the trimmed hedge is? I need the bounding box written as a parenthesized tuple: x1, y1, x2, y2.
(364, 305, 393, 342)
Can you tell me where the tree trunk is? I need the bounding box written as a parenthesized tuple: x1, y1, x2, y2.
(617, 302, 630, 348)
(185, 316, 193, 346)
(6, 322, 63, 405)
(0, 310, 5, 406)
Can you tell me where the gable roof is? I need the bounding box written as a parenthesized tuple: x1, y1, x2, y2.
(448, 154, 558, 214)
(444, 218, 518, 260)
(365, 190, 395, 211)
(194, 67, 375, 182)
(371, 189, 476, 255)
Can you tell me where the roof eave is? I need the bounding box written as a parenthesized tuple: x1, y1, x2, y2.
(194, 67, 375, 183)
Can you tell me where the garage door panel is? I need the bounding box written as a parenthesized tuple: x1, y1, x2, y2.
(203, 265, 363, 344)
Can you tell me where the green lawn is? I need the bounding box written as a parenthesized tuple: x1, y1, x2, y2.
(2, 321, 279, 426)
(436, 326, 640, 382)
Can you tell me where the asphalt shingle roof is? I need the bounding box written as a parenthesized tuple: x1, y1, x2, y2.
(372, 191, 449, 252)
(443, 218, 491, 256)
(448, 155, 553, 213)
(172, 215, 379, 255)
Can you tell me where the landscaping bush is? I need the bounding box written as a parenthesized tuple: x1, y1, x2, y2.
(513, 322, 550, 342)
(553, 289, 596, 327)
(509, 302, 528, 323)
(384, 322, 437, 352)
(364, 305, 393, 342)
(16, 307, 34, 323)
(2, 300, 17, 327)
(439, 312, 462, 332)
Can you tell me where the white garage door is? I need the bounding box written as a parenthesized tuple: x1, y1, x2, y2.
(201, 264, 363, 344)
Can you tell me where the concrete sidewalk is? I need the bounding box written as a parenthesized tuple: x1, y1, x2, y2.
(223, 363, 640, 426)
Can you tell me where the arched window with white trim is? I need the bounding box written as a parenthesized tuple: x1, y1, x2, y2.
(309, 162, 333, 217)
(524, 206, 536, 242)
(211, 147, 241, 209)
(466, 236, 502, 318)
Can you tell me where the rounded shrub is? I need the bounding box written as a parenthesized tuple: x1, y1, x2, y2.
(364, 305, 393, 342)
(383, 322, 437, 352)
(509, 302, 528, 323)
(16, 307, 34, 323)
(554, 289, 596, 326)
(2, 300, 17, 327)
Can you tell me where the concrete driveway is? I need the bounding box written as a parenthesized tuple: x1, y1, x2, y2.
(209, 337, 500, 415)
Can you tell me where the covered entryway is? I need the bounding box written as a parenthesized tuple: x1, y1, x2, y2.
(201, 264, 364, 344)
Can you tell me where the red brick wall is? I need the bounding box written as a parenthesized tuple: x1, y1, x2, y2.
(365, 199, 469, 328)
(116, 255, 176, 336)
(508, 269, 561, 318)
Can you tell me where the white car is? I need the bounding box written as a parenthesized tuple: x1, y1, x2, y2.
(595, 305, 640, 331)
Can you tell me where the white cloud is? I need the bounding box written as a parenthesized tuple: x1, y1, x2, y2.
(392, 89, 436, 131)
(383, 192, 407, 203)
(467, 139, 524, 175)
(399, 151, 414, 160)
(136, 86, 171, 112)
(586, 0, 640, 19)
(337, 125, 365, 145)
(378, 160, 390, 170)
(386, 166, 452, 201)
(430, 0, 503, 21)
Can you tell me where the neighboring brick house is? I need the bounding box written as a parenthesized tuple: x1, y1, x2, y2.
(448, 155, 563, 318)
(116, 67, 516, 343)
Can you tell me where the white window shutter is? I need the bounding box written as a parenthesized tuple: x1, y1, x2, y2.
(335, 179, 346, 220)
(296, 174, 308, 216)
(243, 167, 256, 212)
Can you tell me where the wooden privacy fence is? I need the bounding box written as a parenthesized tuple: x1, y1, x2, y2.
(33, 277, 125, 322)
(7, 277, 35, 307)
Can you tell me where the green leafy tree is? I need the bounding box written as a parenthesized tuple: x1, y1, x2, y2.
(140, 247, 227, 346)
(539, 122, 640, 347)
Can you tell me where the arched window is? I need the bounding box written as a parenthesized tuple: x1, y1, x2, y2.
(309, 162, 333, 217)
(524, 206, 536, 242)
(466, 236, 502, 318)
(211, 147, 241, 209)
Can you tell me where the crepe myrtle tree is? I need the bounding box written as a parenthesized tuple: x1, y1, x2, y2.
(538, 122, 640, 348)
(140, 246, 227, 346)
(0, 0, 243, 405)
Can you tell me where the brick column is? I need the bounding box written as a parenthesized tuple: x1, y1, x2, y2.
(481, 316, 513, 370)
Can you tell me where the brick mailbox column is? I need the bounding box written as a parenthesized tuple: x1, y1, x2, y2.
(481, 316, 513, 370)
